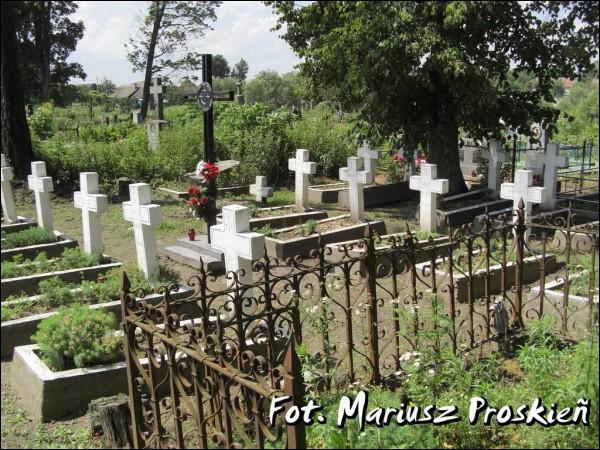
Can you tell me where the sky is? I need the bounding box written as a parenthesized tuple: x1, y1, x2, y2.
(68, 1, 302, 86)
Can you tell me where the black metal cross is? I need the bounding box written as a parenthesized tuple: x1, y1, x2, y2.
(180, 54, 236, 238)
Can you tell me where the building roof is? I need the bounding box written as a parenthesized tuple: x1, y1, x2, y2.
(112, 81, 145, 99)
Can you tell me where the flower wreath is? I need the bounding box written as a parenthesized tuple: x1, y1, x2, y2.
(187, 161, 219, 220)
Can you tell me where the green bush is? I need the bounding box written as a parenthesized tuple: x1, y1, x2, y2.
(32, 304, 121, 371)
(29, 103, 56, 140)
(286, 104, 355, 179)
(1, 227, 56, 249)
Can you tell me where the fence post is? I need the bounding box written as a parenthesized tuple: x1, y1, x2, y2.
(513, 200, 526, 329)
(119, 271, 144, 449)
(364, 225, 381, 385)
(283, 338, 306, 449)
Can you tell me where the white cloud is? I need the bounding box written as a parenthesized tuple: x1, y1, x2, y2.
(68, 1, 300, 85)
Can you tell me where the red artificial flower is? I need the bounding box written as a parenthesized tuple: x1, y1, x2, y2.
(471, 170, 478, 177)
(200, 196, 209, 205)
(393, 154, 400, 161)
(188, 197, 198, 206)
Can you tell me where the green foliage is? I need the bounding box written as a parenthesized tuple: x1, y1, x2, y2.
(554, 81, 599, 145)
(286, 104, 355, 179)
(268, 1, 599, 193)
(32, 304, 120, 371)
(29, 103, 56, 139)
(303, 322, 599, 449)
(246, 70, 302, 110)
(1, 247, 101, 279)
(255, 224, 275, 237)
(1, 227, 56, 249)
(299, 219, 318, 237)
(215, 102, 296, 185)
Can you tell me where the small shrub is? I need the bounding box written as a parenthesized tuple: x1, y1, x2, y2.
(1, 227, 56, 249)
(299, 219, 318, 236)
(60, 247, 102, 269)
(29, 103, 56, 140)
(32, 304, 120, 371)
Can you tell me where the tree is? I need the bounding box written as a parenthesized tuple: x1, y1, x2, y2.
(268, 1, 599, 194)
(232, 58, 249, 81)
(1, 1, 34, 178)
(212, 54, 231, 78)
(126, 1, 221, 121)
(246, 70, 301, 109)
(97, 77, 117, 95)
(15, 1, 86, 103)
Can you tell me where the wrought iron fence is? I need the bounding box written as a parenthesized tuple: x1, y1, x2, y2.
(120, 204, 598, 448)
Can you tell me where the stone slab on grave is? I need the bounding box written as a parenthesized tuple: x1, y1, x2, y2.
(265, 215, 387, 259)
(164, 234, 225, 272)
(436, 198, 514, 228)
(308, 183, 347, 204)
(338, 181, 415, 208)
(216, 205, 328, 230)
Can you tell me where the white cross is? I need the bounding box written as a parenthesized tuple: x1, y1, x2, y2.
(1, 154, 18, 223)
(74, 172, 108, 256)
(249, 175, 273, 204)
(339, 156, 372, 221)
(357, 141, 379, 175)
(210, 205, 265, 287)
(409, 163, 449, 233)
(27, 161, 54, 233)
(123, 183, 162, 283)
(500, 169, 545, 241)
(525, 150, 545, 177)
(480, 140, 507, 194)
(149, 78, 165, 101)
(541, 143, 568, 209)
(288, 149, 316, 209)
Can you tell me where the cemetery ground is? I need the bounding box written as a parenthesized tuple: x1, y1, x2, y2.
(2, 182, 599, 448)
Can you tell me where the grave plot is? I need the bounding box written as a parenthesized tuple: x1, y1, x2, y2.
(265, 214, 387, 259)
(436, 189, 513, 228)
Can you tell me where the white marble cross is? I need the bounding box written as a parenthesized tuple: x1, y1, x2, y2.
(525, 150, 545, 177)
(74, 172, 108, 256)
(541, 143, 568, 209)
(249, 175, 273, 204)
(500, 169, 545, 240)
(480, 140, 507, 194)
(210, 205, 265, 287)
(27, 161, 54, 233)
(288, 149, 316, 209)
(409, 163, 449, 233)
(339, 156, 372, 221)
(123, 183, 162, 283)
(1, 154, 18, 223)
(357, 141, 379, 175)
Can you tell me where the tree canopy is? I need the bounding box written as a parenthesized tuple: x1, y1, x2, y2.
(14, 1, 86, 104)
(268, 1, 599, 193)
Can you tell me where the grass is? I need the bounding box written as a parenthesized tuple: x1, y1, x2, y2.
(1, 248, 103, 279)
(300, 318, 599, 449)
(1, 227, 56, 249)
(1, 264, 179, 322)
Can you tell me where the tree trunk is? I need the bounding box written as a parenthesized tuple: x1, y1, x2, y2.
(98, 400, 133, 448)
(427, 120, 467, 195)
(39, 1, 52, 102)
(1, 1, 34, 178)
(140, 2, 166, 121)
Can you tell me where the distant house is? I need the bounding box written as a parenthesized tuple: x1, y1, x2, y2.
(112, 81, 145, 101)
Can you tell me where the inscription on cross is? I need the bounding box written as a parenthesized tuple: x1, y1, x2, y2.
(123, 183, 162, 283)
(357, 141, 379, 175)
(210, 205, 264, 287)
(339, 156, 372, 221)
(288, 149, 316, 209)
(500, 169, 545, 241)
(409, 163, 449, 233)
(1, 154, 18, 222)
(249, 175, 273, 204)
(74, 172, 108, 256)
(28, 161, 54, 233)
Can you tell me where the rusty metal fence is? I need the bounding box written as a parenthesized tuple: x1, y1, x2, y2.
(120, 204, 598, 448)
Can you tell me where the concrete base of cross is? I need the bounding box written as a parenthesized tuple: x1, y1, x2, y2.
(165, 234, 225, 272)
